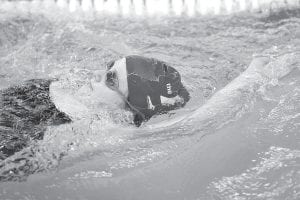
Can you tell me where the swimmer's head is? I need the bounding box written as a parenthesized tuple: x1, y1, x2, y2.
(105, 55, 190, 126)
(86, 57, 129, 110)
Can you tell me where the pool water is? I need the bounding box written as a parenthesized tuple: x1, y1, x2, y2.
(0, 1, 299, 199)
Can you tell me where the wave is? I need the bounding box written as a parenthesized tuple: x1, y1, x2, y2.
(146, 49, 299, 133)
(0, 42, 298, 183)
(0, 7, 299, 184)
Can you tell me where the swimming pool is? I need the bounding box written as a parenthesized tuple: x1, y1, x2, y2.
(0, 0, 299, 199)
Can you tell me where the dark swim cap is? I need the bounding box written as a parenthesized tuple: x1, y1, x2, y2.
(125, 56, 190, 125)
(107, 55, 190, 126)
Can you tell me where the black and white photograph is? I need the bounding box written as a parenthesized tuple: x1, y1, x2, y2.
(0, 0, 299, 199)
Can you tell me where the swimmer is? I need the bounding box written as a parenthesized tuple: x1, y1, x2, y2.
(0, 55, 190, 159)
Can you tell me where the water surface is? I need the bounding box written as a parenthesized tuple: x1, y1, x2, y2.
(0, 1, 299, 199)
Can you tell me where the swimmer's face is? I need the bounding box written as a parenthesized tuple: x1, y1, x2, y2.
(88, 58, 128, 109)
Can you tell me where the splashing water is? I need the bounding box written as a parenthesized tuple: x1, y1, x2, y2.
(0, 1, 299, 199)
